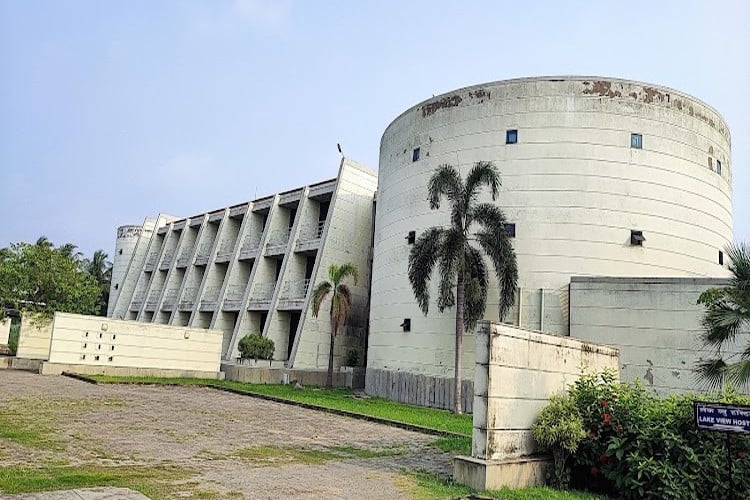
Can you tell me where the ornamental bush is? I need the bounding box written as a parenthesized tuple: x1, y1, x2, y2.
(238, 334, 275, 361)
(531, 394, 586, 488)
(534, 370, 750, 498)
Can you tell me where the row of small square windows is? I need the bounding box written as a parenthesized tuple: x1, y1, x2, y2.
(411, 132, 722, 175)
(407, 228, 724, 264)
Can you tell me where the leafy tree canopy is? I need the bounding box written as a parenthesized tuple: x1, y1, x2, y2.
(0, 238, 108, 318)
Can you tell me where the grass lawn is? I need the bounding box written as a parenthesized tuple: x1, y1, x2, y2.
(87, 375, 473, 436)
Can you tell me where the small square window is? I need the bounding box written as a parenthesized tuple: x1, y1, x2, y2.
(719, 250, 724, 266)
(94, 355, 100, 361)
(631, 133, 643, 149)
(630, 230, 645, 246)
(504, 223, 516, 238)
(506, 129, 518, 144)
(716, 160, 722, 175)
(400, 318, 411, 332)
(412, 147, 420, 162)
(406, 231, 416, 244)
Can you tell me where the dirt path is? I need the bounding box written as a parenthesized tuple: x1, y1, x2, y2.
(0, 370, 454, 499)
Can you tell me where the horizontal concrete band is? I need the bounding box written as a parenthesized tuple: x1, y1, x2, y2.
(40, 362, 224, 379)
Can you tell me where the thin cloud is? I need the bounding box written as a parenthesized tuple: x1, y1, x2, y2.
(232, 0, 289, 27)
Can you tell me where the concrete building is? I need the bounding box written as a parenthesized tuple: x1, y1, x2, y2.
(108, 159, 377, 369)
(367, 76, 740, 401)
(108, 75, 743, 401)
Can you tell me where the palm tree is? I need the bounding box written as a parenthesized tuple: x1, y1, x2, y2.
(35, 236, 53, 248)
(408, 161, 518, 414)
(696, 242, 750, 390)
(311, 263, 359, 388)
(85, 250, 112, 316)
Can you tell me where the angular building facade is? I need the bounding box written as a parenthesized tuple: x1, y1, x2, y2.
(109, 159, 377, 369)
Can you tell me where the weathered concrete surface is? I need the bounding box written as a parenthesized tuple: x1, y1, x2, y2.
(223, 363, 364, 388)
(16, 313, 52, 360)
(0, 317, 10, 345)
(3, 487, 148, 499)
(39, 362, 224, 379)
(365, 368, 473, 413)
(570, 276, 750, 394)
(454, 321, 618, 490)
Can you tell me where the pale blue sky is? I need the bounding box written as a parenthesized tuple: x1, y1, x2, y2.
(1, 0, 748, 258)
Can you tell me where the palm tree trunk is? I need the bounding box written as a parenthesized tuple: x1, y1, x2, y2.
(327, 314, 335, 388)
(454, 271, 464, 414)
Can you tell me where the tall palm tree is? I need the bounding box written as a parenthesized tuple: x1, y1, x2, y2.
(311, 263, 359, 388)
(86, 250, 112, 316)
(408, 161, 518, 414)
(696, 242, 750, 390)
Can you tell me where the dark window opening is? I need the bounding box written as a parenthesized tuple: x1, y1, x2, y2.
(631, 133, 643, 149)
(406, 231, 416, 245)
(719, 251, 724, 266)
(506, 129, 518, 144)
(504, 223, 516, 238)
(275, 260, 282, 281)
(288, 208, 297, 229)
(400, 318, 411, 332)
(305, 256, 316, 279)
(716, 160, 722, 175)
(630, 230, 645, 246)
(412, 147, 420, 162)
(259, 312, 268, 333)
(288, 312, 301, 358)
(114, 283, 119, 290)
(119, 249, 123, 255)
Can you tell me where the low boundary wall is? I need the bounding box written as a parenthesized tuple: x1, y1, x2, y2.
(223, 363, 365, 389)
(365, 368, 473, 413)
(454, 321, 619, 490)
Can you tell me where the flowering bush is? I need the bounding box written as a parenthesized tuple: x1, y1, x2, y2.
(533, 370, 750, 498)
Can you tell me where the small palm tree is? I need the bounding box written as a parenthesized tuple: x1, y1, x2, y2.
(85, 250, 112, 316)
(696, 242, 750, 390)
(408, 161, 518, 413)
(311, 263, 359, 388)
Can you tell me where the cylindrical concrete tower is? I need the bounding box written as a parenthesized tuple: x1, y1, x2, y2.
(369, 76, 732, 378)
(107, 225, 143, 317)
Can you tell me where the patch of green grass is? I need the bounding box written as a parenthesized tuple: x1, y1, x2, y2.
(230, 445, 340, 466)
(0, 396, 126, 451)
(329, 444, 404, 458)
(0, 464, 188, 498)
(399, 470, 607, 500)
(430, 436, 471, 455)
(0, 404, 63, 451)
(88, 375, 473, 436)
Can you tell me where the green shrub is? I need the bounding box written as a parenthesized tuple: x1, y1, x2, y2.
(345, 348, 360, 367)
(238, 334, 275, 361)
(532, 394, 586, 488)
(8, 320, 20, 356)
(535, 371, 750, 499)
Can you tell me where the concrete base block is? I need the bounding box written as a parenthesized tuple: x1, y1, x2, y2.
(39, 362, 225, 380)
(0, 357, 45, 372)
(453, 455, 549, 491)
(221, 364, 363, 389)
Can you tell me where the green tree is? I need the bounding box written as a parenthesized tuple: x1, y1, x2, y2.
(84, 249, 112, 316)
(0, 240, 101, 318)
(696, 242, 750, 390)
(408, 161, 518, 413)
(311, 263, 359, 388)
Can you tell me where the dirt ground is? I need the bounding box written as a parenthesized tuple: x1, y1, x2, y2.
(0, 370, 454, 499)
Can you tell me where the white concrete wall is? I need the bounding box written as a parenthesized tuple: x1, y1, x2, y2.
(0, 317, 10, 345)
(473, 322, 619, 461)
(47, 312, 222, 372)
(16, 313, 53, 360)
(570, 277, 750, 394)
(292, 159, 378, 370)
(370, 76, 732, 379)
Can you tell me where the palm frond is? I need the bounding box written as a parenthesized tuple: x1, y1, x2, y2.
(470, 203, 507, 230)
(726, 359, 750, 391)
(699, 301, 746, 347)
(464, 245, 489, 330)
(437, 228, 463, 312)
(726, 242, 750, 294)
(464, 161, 500, 206)
(331, 284, 353, 336)
(408, 227, 445, 315)
(694, 358, 727, 392)
(310, 281, 332, 317)
(330, 262, 359, 286)
(428, 164, 464, 211)
(475, 227, 518, 320)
